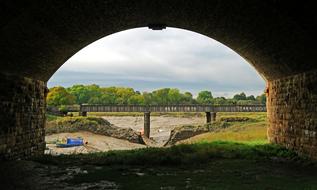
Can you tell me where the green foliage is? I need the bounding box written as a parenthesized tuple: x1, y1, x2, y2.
(47, 86, 76, 106)
(197, 90, 213, 104)
(46, 114, 61, 121)
(256, 93, 266, 104)
(67, 84, 102, 104)
(47, 84, 266, 106)
(233, 92, 247, 100)
(128, 94, 145, 105)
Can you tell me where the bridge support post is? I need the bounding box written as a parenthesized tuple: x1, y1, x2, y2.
(206, 112, 216, 123)
(144, 112, 151, 138)
(206, 112, 211, 123)
(79, 111, 87, 117)
(211, 112, 217, 122)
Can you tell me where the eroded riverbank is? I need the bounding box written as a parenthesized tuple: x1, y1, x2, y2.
(101, 116, 205, 145)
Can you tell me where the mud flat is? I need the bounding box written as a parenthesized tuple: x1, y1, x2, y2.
(45, 131, 146, 155)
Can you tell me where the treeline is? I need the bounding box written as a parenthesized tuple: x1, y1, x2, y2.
(47, 84, 266, 106)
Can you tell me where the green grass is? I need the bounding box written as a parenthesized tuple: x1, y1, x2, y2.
(45, 116, 110, 135)
(33, 141, 308, 166)
(46, 114, 62, 121)
(181, 112, 268, 144)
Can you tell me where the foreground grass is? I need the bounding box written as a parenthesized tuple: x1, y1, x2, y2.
(182, 121, 268, 144)
(34, 141, 309, 166)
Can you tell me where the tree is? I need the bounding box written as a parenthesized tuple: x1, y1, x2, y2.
(182, 92, 195, 104)
(168, 88, 182, 104)
(256, 93, 266, 104)
(143, 92, 153, 105)
(128, 94, 145, 105)
(115, 87, 136, 105)
(246, 95, 256, 101)
(47, 86, 75, 106)
(197, 90, 213, 104)
(67, 84, 102, 104)
(152, 88, 170, 105)
(213, 97, 227, 105)
(233, 92, 247, 101)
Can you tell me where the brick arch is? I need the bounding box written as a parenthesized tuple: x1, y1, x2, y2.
(0, 0, 317, 159)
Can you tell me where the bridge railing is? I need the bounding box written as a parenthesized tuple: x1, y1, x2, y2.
(80, 104, 266, 112)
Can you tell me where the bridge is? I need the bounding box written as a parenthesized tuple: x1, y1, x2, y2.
(1, 1, 317, 160)
(77, 104, 266, 138)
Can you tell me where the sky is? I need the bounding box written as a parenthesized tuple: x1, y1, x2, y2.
(48, 27, 265, 98)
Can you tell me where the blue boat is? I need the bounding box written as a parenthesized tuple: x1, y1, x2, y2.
(56, 137, 84, 148)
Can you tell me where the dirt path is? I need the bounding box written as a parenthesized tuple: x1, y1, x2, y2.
(102, 116, 205, 145)
(45, 131, 146, 155)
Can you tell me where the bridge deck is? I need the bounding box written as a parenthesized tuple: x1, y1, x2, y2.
(80, 105, 266, 112)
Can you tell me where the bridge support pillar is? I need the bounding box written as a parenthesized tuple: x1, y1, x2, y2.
(0, 73, 46, 160)
(267, 70, 317, 159)
(144, 112, 151, 138)
(206, 112, 216, 123)
(79, 111, 87, 117)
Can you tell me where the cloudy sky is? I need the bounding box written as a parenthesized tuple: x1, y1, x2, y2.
(48, 27, 265, 98)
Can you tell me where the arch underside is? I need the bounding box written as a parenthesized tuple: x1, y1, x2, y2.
(0, 0, 317, 159)
(1, 0, 316, 81)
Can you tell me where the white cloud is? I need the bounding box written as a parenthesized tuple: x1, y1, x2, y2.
(48, 27, 265, 97)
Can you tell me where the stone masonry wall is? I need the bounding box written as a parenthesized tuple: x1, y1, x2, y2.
(0, 73, 46, 160)
(267, 70, 317, 159)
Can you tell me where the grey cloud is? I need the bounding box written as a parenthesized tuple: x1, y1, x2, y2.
(48, 27, 265, 97)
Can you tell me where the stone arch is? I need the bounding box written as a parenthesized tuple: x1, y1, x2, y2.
(0, 0, 317, 159)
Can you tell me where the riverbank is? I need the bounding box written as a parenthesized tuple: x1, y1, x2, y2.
(2, 142, 316, 190)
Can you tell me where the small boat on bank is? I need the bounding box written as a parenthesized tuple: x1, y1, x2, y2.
(56, 137, 85, 148)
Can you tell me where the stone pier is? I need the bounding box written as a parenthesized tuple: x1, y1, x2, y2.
(267, 70, 317, 159)
(0, 73, 46, 160)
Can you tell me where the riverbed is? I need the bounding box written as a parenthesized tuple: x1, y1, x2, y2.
(45, 116, 205, 154)
(102, 116, 205, 145)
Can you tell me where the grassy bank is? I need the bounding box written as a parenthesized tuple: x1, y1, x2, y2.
(46, 116, 112, 134)
(180, 112, 268, 144)
(34, 141, 308, 166)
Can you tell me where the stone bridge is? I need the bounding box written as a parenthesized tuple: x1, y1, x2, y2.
(1, 1, 317, 160)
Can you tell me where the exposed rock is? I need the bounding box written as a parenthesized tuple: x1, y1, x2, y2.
(164, 124, 210, 146)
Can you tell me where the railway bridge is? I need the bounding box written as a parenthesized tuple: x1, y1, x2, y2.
(78, 104, 267, 138)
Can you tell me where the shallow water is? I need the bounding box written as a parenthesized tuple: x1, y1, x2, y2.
(1, 159, 317, 190)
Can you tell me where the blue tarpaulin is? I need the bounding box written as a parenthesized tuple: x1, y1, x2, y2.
(56, 137, 84, 148)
